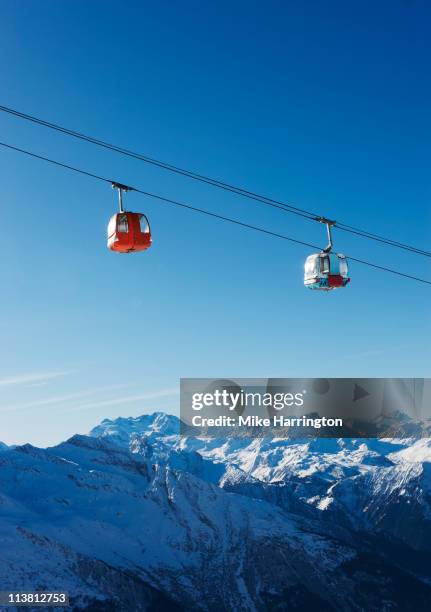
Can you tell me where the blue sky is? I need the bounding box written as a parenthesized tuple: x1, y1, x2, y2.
(0, 0, 430, 446)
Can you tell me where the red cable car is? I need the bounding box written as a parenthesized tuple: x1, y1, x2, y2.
(107, 183, 152, 253)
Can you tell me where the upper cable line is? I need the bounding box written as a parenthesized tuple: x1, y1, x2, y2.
(0, 103, 430, 259)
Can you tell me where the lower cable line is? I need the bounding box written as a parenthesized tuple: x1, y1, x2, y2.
(0, 140, 430, 286)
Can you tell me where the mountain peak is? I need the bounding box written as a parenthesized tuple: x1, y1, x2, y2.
(89, 412, 180, 445)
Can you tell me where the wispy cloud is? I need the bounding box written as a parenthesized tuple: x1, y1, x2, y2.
(339, 345, 406, 361)
(0, 384, 130, 413)
(0, 371, 71, 388)
(67, 388, 179, 413)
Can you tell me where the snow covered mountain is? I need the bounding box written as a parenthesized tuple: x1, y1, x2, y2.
(0, 413, 430, 611)
(91, 414, 431, 573)
(90, 414, 431, 523)
(91, 412, 179, 446)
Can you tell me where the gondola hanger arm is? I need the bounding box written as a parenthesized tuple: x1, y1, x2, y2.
(315, 216, 336, 254)
(111, 182, 134, 213)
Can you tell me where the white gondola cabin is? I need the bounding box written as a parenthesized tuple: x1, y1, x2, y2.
(304, 252, 350, 290)
(304, 218, 350, 291)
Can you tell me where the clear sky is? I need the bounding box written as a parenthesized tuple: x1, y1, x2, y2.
(0, 0, 430, 446)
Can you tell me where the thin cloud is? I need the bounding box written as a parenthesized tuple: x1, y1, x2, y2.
(340, 346, 405, 361)
(26, 382, 49, 388)
(0, 384, 131, 413)
(0, 371, 71, 387)
(67, 388, 179, 413)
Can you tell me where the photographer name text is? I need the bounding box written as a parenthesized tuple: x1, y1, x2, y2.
(191, 415, 343, 429)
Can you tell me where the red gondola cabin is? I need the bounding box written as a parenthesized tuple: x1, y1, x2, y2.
(107, 212, 152, 253)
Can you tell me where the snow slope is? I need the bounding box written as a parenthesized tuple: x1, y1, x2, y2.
(0, 413, 430, 610)
(0, 435, 376, 611)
